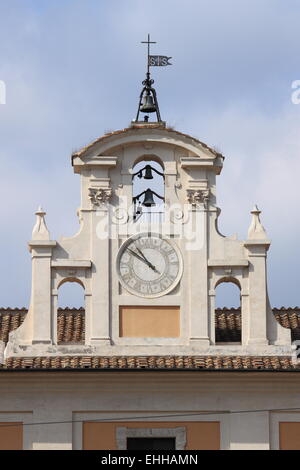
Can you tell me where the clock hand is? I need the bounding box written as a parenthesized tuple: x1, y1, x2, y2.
(135, 246, 146, 259)
(135, 247, 153, 264)
(127, 248, 152, 266)
(127, 248, 160, 275)
(150, 266, 161, 275)
(134, 246, 161, 275)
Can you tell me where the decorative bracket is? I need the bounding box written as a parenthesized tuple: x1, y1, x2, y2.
(88, 188, 112, 206)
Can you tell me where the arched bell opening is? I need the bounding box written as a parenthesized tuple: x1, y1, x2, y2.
(132, 158, 165, 222)
(215, 278, 241, 344)
(57, 278, 85, 344)
(133, 154, 165, 169)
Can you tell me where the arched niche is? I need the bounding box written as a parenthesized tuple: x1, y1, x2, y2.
(132, 157, 165, 221)
(215, 277, 241, 344)
(57, 278, 85, 344)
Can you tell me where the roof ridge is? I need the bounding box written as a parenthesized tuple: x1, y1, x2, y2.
(1, 307, 300, 313)
(0, 307, 28, 312)
(0, 307, 85, 312)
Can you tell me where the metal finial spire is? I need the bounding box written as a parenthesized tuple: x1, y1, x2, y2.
(135, 34, 172, 123)
(141, 33, 156, 76)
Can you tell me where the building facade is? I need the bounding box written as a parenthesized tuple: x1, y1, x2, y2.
(1, 120, 300, 450)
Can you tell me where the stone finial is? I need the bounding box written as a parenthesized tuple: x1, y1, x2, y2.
(247, 205, 267, 240)
(32, 206, 50, 240)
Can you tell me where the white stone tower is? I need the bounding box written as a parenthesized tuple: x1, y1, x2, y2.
(6, 120, 291, 359)
(5, 37, 292, 359)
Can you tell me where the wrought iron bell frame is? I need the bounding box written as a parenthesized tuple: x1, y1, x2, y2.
(133, 188, 165, 208)
(135, 72, 162, 123)
(132, 163, 165, 181)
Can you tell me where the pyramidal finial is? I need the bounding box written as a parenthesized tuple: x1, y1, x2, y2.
(247, 205, 267, 240)
(251, 204, 261, 215)
(32, 206, 50, 240)
(36, 205, 45, 215)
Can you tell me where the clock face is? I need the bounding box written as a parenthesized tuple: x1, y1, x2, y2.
(117, 233, 183, 298)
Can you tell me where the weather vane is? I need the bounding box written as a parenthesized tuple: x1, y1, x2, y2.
(135, 34, 172, 123)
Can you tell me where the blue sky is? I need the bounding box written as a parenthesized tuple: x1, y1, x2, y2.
(0, 0, 300, 307)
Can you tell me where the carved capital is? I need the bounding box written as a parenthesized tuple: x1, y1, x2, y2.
(88, 188, 112, 206)
(187, 189, 210, 206)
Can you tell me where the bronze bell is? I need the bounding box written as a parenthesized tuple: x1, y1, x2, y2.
(144, 165, 153, 180)
(140, 93, 156, 113)
(142, 189, 156, 207)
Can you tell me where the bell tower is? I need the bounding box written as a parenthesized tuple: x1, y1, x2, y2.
(6, 39, 292, 360)
(135, 34, 161, 123)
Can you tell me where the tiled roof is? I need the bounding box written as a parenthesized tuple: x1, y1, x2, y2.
(215, 308, 242, 342)
(57, 308, 85, 344)
(0, 308, 85, 345)
(1, 307, 299, 346)
(215, 307, 300, 342)
(273, 308, 300, 341)
(0, 355, 298, 371)
(1, 308, 299, 371)
(0, 308, 27, 344)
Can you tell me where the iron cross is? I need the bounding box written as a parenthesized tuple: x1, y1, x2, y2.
(141, 34, 156, 74)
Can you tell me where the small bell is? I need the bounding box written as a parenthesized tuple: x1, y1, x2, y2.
(142, 189, 156, 207)
(140, 93, 156, 113)
(143, 165, 153, 180)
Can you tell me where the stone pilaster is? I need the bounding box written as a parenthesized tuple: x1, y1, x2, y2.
(244, 240, 270, 345)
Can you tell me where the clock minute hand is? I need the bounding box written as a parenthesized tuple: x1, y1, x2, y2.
(135, 247, 151, 263)
(127, 248, 154, 270)
(135, 247, 161, 275)
(127, 248, 160, 275)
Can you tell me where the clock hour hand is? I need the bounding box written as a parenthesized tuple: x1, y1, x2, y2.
(127, 248, 160, 275)
(127, 248, 151, 266)
(135, 246, 161, 275)
(135, 246, 150, 262)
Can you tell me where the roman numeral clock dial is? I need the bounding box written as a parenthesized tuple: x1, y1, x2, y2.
(117, 234, 183, 298)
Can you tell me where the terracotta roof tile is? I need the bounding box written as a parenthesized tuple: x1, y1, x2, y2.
(57, 309, 85, 343)
(215, 308, 242, 342)
(0, 355, 298, 371)
(1, 306, 299, 349)
(1, 307, 299, 347)
(0, 309, 27, 344)
(1, 307, 299, 371)
(0, 308, 85, 345)
(215, 307, 300, 342)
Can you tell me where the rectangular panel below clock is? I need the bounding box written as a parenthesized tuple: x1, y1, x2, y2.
(119, 306, 180, 338)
